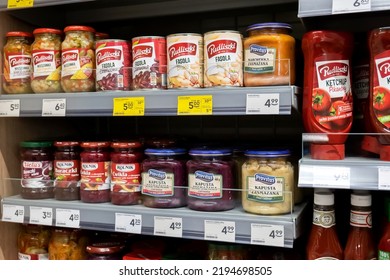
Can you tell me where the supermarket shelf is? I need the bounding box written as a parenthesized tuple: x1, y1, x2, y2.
(0, 86, 300, 117)
(1, 195, 307, 248)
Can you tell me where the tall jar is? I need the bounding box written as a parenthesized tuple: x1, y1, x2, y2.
(110, 141, 143, 205)
(3, 31, 33, 94)
(241, 149, 294, 215)
(20, 141, 54, 199)
(18, 224, 51, 260)
(61, 25, 95, 92)
(48, 228, 89, 260)
(244, 22, 295, 86)
(141, 148, 187, 208)
(80, 141, 111, 203)
(53, 141, 80, 201)
(186, 148, 236, 211)
(31, 28, 63, 93)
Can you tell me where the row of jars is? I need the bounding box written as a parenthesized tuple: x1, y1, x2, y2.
(20, 140, 300, 215)
(3, 22, 295, 94)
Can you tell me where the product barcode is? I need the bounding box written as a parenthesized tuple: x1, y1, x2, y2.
(57, 222, 66, 226)
(155, 231, 165, 234)
(205, 235, 217, 239)
(116, 227, 126, 231)
(253, 240, 265, 243)
(247, 110, 261, 113)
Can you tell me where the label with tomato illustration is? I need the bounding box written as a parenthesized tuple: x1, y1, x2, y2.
(111, 163, 141, 193)
(80, 161, 110, 190)
(373, 53, 390, 128)
(54, 160, 80, 188)
(141, 169, 174, 196)
(313, 60, 353, 131)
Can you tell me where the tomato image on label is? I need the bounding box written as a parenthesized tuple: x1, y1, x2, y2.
(373, 86, 390, 113)
(329, 100, 352, 130)
(312, 88, 331, 113)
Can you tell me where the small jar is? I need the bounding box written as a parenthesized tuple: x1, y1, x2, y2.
(48, 228, 88, 260)
(187, 148, 236, 211)
(53, 141, 80, 201)
(244, 22, 295, 86)
(208, 242, 247, 260)
(141, 148, 187, 208)
(241, 149, 294, 215)
(61, 25, 95, 92)
(3, 31, 33, 94)
(18, 224, 51, 260)
(20, 141, 54, 199)
(110, 141, 143, 205)
(86, 242, 125, 260)
(95, 32, 109, 40)
(31, 28, 63, 93)
(80, 141, 111, 203)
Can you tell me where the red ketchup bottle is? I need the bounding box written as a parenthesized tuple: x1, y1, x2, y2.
(302, 31, 354, 160)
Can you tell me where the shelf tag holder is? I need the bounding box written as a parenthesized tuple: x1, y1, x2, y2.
(332, 0, 371, 14)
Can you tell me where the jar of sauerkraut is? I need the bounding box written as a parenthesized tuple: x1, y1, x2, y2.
(61, 26, 95, 92)
(31, 28, 63, 93)
(241, 149, 294, 215)
(48, 228, 89, 260)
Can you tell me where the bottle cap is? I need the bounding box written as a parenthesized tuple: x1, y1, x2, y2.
(351, 191, 371, 207)
(314, 190, 334, 206)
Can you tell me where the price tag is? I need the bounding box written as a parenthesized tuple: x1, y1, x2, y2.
(29, 206, 53, 226)
(2, 204, 24, 223)
(313, 166, 351, 188)
(113, 97, 145, 116)
(251, 224, 284, 247)
(378, 167, 390, 190)
(0, 99, 20, 117)
(246, 93, 280, 115)
(42, 98, 66, 116)
(332, 0, 371, 14)
(154, 216, 182, 238)
(55, 209, 80, 228)
(115, 213, 142, 234)
(204, 220, 235, 242)
(7, 0, 34, 8)
(177, 95, 213, 115)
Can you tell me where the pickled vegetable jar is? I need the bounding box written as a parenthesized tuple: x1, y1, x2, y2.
(187, 148, 236, 211)
(31, 28, 63, 93)
(208, 242, 247, 260)
(61, 25, 95, 92)
(20, 141, 54, 199)
(48, 228, 89, 260)
(3, 31, 33, 94)
(241, 149, 294, 215)
(141, 148, 187, 208)
(110, 141, 143, 205)
(86, 242, 125, 260)
(80, 141, 111, 203)
(18, 224, 51, 260)
(244, 22, 295, 86)
(54, 141, 80, 201)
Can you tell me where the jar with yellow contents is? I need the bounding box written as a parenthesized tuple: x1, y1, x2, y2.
(48, 228, 89, 260)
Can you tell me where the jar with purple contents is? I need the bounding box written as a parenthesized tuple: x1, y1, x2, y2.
(187, 148, 236, 211)
(141, 148, 187, 208)
(86, 242, 125, 260)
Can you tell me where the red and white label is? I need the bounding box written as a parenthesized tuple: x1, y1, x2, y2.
(206, 40, 237, 59)
(54, 160, 80, 181)
(350, 210, 372, 228)
(111, 163, 141, 192)
(316, 60, 351, 98)
(61, 48, 93, 78)
(168, 42, 197, 60)
(80, 161, 110, 190)
(7, 54, 31, 79)
(21, 160, 52, 188)
(32, 50, 60, 79)
(18, 252, 49, 260)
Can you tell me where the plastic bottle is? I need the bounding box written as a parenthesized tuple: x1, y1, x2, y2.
(378, 198, 390, 260)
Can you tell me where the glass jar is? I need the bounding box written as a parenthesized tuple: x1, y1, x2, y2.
(53, 141, 80, 201)
(20, 141, 54, 199)
(80, 141, 111, 203)
(18, 224, 51, 260)
(208, 242, 247, 260)
(187, 148, 236, 211)
(3, 31, 33, 94)
(110, 141, 143, 205)
(61, 25, 95, 92)
(141, 148, 187, 208)
(86, 242, 125, 260)
(244, 22, 295, 86)
(31, 28, 63, 93)
(48, 228, 89, 260)
(241, 149, 294, 215)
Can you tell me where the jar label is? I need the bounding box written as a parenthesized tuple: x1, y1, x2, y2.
(5, 53, 32, 80)
(111, 163, 141, 192)
(244, 44, 276, 74)
(32, 50, 61, 80)
(373, 51, 390, 128)
(54, 159, 80, 183)
(141, 169, 174, 196)
(18, 252, 49, 260)
(350, 210, 372, 228)
(188, 171, 222, 199)
(61, 48, 94, 79)
(313, 209, 336, 228)
(80, 161, 110, 190)
(379, 250, 390, 260)
(21, 160, 53, 188)
(245, 173, 285, 203)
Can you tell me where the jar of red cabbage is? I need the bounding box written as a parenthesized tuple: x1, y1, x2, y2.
(86, 242, 125, 260)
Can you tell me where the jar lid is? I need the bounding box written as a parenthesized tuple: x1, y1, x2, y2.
(6, 31, 33, 38)
(351, 191, 371, 207)
(111, 141, 142, 149)
(95, 32, 109, 39)
(33, 28, 62, 35)
(64, 25, 95, 33)
(189, 148, 232, 156)
(145, 148, 186, 156)
(80, 141, 110, 148)
(20, 141, 52, 148)
(246, 22, 292, 32)
(244, 149, 291, 157)
(86, 242, 124, 255)
(314, 190, 334, 206)
(54, 141, 79, 147)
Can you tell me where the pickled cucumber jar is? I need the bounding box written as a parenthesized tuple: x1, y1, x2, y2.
(18, 224, 51, 260)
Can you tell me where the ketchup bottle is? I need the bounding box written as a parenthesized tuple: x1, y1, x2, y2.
(302, 31, 354, 160)
(378, 198, 390, 260)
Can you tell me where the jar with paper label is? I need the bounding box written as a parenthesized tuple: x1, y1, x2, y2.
(241, 149, 294, 215)
(48, 228, 89, 260)
(18, 224, 51, 260)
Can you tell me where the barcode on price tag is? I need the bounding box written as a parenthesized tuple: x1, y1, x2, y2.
(246, 93, 280, 114)
(251, 224, 284, 247)
(55, 209, 80, 228)
(29, 206, 53, 226)
(115, 213, 142, 234)
(2, 204, 24, 223)
(154, 216, 182, 238)
(204, 220, 235, 242)
(0, 99, 20, 117)
(332, 0, 371, 14)
(313, 166, 351, 188)
(42, 98, 66, 116)
(378, 167, 390, 190)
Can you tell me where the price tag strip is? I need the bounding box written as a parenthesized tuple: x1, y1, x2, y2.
(113, 97, 145, 116)
(2, 204, 24, 223)
(246, 93, 280, 115)
(204, 220, 235, 243)
(7, 0, 34, 8)
(312, 166, 351, 189)
(177, 95, 213, 115)
(0, 99, 20, 117)
(42, 98, 66, 116)
(332, 0, 371, 14)
(251, 224, 284, 247)
(115, 213, 142, 234)
(55, 208, 80, 228)
(29, 206, 53, 226)
(154, 216, 182, 238)
(378, 166, 390, 191)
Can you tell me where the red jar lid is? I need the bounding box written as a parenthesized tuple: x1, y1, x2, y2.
(86, 242, 124, 255)
(33, 28, 62, 35)
(95, 32, 109, 40)
(123, 251, 162, 260)
(6, 31, 33, 38)
(54, 141, 79, 147)
(111, 141, 142, 149)
(64, 25, 95, 33)
(80, 141, 110, 148)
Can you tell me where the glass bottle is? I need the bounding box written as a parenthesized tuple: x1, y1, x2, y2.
(378, 198, 390, 260)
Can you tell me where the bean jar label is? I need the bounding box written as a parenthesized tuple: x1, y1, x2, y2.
(111, 163, 141, 192)
(80, 161, 110, 190)
(141, 169, 174, 196)
(244, 44, 276, 74)
(188, 170, 222, 199)
(313, 210, 336, 228)
(246, 173, 285, 203)
(21, 160, 53, 188)
(32, 50, 61, 80)
(5, 54, 32, 80)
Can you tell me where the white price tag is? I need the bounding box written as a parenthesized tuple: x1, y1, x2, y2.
(332, 0, 371, 14)
(251, 224, 284, 247)
(313, 166, 351, 188)
(204, 220, 235, 242)
(115, 213, 142, 234)
(378, 167, 390, 190)
(154, 216, 182, 238)
(55, 208, 80, 228)
(246, 93, 280, 115)
(0, 99, 20, 117)
(42, 98, 66, 116)
(2, 204, 24, 223)
(29, 206, 53, 226)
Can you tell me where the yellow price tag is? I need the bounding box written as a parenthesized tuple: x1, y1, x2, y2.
(113, 97, 145, 116)
(177, 95, 213, 115)
(8, 0, 34, 8)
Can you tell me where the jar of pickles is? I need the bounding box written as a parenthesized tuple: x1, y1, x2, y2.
(31, 28, 63, 93)
(241, 149, 294, 215)
(141, 148, 187, 208)
(48, 228, 89, 260)
(187, 148, 236, 211)
(18, 224, 51, 260)
(61, 25, 95, 92)
(3, 31, 33, 94)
